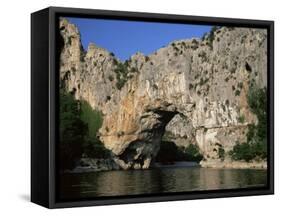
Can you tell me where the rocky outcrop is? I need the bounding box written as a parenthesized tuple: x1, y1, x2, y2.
(200, 160, 267, 169)
(70, 158, 120, 173)
(59, 18, 267, 169)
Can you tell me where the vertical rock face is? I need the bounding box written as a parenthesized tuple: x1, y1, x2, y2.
(59, 18, 267, 169)
(59, 19, 118, 109)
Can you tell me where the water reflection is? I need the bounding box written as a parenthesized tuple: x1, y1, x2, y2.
(60, 167, 267, 200)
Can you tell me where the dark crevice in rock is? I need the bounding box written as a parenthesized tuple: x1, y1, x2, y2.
(245, 62, 252, 72)
(119, 143, 138, 164)
(154, 110, 179, 126)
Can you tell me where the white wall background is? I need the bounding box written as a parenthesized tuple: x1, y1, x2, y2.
(0, 0, 279, 214)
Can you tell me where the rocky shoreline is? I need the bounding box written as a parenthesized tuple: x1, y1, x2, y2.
(200, 160, 267, 169)
(65, 158, 267, 173)
(66, 158, 120, 173)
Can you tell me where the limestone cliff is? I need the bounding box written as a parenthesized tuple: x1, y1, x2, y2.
(59, 18, 267, 169)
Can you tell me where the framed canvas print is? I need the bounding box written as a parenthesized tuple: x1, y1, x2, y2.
(31, 6, 274, 208)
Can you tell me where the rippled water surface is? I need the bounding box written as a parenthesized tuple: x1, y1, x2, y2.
(59, 167, 267, 199)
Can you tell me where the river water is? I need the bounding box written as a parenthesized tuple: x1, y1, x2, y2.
(59, 166, 267, 200)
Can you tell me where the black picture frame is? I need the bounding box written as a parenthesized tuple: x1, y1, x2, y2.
(31, 6, 274, 209)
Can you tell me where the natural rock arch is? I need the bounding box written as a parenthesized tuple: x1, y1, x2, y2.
(117, 109, 181, 169)
(98, 61, 198, 170)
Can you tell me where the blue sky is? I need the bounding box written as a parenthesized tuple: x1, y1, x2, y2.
(67, 17, 212, 61)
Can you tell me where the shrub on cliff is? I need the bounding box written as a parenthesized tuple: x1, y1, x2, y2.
(230, 86, 267, 161)
(183, 144, 203, 162)
(114, 62, 129, 90)
(230, 142, 253, 162)
(204, 26, 219, 49)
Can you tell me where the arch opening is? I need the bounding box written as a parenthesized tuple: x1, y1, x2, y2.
(114, 109, 203, 170)
(154, 113, 203, 166)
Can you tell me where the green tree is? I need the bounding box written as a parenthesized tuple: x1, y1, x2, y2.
(80, 100, 111, 159)
(80, 101, 103, 140)
(230, 86, 267, 161)
(59, 90, 87, 169)
(205, 26, 219, 49)
(183, 144, 203, 162)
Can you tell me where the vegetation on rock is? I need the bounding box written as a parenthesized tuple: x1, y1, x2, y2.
(114, 61, 129, 90)
(230, 86, 267, 162)
(59, 90, 110, 169)
(59, 90, 87, 169)
(203, 26, 219, 49)
(80, 101, 103, 139)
